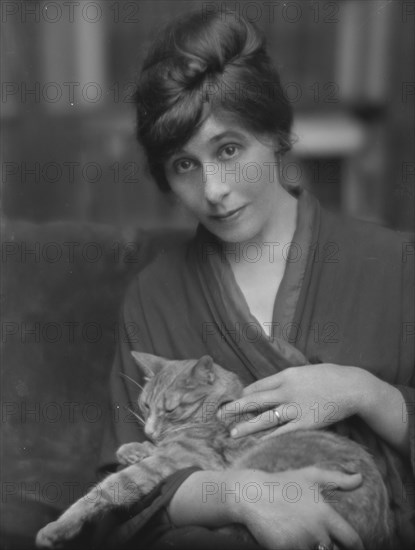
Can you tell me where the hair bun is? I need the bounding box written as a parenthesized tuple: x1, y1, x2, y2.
(146, 10, 265, 81)
(186, 12, 265, 75)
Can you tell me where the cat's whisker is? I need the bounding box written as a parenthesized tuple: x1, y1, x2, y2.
(126, 406, 145, 425)
(119, 372, 144, 392)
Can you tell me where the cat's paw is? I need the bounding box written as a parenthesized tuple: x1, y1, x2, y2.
(116, 441, 155, 465)
(35, 519, 82, 549)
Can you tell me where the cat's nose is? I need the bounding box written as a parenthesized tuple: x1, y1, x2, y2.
(144, 416, 157, 440)
(144, 424, 154, 438)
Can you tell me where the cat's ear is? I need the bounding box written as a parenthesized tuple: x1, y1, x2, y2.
(189, 355, 215, 385)
(131, 351, 164, 379)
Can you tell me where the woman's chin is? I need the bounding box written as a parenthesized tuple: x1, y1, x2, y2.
(202, 218, 255, 245)
(211, 227, 255, 245)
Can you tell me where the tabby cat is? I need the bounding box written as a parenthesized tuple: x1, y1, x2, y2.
(36, 352, 399, 549)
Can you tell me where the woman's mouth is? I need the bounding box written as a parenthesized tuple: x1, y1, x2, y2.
(209, 205, 247, 223)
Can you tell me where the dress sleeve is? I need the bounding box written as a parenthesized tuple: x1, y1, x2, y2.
(96, 277, 202, 545)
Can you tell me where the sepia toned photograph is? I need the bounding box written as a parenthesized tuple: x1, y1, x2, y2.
(1, 1, 414, 549)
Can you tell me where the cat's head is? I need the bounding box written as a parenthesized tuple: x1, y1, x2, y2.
(131, 352, 244, 442)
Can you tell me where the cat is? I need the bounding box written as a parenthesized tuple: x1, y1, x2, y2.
(36, 352, 402, 550)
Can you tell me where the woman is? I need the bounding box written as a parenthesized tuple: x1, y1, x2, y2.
(98, 9, 414, 550)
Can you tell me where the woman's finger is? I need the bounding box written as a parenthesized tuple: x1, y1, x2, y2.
(325, 506, 365, 550)
(229, 412, 277, 438)
(229, 402, 300, 438)
(216, 389, 281, 422)
(259, 403, 304, 439)
(324, 470, 363, 491)
(242, 373, 283, 395)
(307, 467, 363, 491)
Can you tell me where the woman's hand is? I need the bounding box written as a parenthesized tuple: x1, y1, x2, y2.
(231, 467, 364, 550)
(218, 364, 410, 458)
(169, 467, 364, 550)
(218, 364, 372, 438)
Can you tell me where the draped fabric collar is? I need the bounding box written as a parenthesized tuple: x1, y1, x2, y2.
(188, 189, 321, 380)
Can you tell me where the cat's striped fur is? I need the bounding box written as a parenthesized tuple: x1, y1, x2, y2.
(36, 352, 403, 550)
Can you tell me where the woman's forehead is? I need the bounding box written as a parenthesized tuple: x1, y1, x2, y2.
(194, 118, 242, 145)
(174, 113, 263, 157)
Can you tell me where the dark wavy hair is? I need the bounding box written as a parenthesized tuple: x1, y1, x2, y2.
(134, 9, 293, 192)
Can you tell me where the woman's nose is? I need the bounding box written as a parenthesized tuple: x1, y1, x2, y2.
(202, 162, 231, 204)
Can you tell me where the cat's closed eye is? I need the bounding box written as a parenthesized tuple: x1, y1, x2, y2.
(164, 401, 179, 414)
(164, 394, 180, 414)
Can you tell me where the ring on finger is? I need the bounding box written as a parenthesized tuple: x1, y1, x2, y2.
(273, 408, 283, 426)
(314, 542, 334, 550)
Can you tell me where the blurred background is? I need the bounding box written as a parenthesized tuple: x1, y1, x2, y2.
(1, 1, 414, 548)
(2, 0, 414, 231)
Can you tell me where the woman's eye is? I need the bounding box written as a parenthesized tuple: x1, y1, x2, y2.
(173, 159, 196, 174)
(218, 144, 239, 161)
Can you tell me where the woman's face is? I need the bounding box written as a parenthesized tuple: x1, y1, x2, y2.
(164, 114, 287, 244)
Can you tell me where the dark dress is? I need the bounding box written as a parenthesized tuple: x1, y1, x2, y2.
(97, 190, 415, 548)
